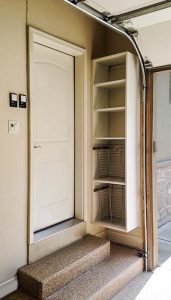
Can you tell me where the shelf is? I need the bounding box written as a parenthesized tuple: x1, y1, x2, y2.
(94, 79, 126, 89)
(94, 107, 125, 113)
(93, 52, 127, 66)
(94, 137, 125, 141)
(95, 220, 126, 231)
(94, 177, 125, 185)
(92, 51, 140, 233)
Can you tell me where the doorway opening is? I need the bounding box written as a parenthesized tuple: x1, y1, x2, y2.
(28, 27, 87, 245)
(153, 68, 171, 266)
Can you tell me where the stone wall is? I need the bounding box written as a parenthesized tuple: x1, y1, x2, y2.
(157, 161, 171, 223)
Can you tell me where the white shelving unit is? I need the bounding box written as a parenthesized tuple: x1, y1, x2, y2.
(92, 52, 140, 232)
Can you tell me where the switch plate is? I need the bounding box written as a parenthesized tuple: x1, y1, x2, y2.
(9, 93, 18, 107)
(8, 121, 19, 134)
(19, 94, 27, 108)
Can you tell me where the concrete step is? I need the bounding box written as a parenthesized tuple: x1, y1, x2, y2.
(4, 243, 143, 300)
(47, 244, 143, 300)
(3, 291, 33, 300)
(18, 235, 110, 299)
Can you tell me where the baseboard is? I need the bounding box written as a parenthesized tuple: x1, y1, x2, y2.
(0, 276, 18, 299)
(95, 230, 107, 239)
(107, 229, 143, 250)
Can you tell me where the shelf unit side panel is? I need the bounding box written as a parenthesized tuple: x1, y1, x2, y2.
(125, 53, 140, 232)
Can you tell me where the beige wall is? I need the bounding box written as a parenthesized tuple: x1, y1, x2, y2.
(0, 0, 107, 286)
(105, 29, 136, 56)
(0, 0, 143, 290)
(0, 0, 27, 283)
(27, 0, 106, 58)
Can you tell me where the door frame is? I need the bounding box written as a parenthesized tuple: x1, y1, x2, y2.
(28, 27, 87, 244)
(146, 64, 171, 270)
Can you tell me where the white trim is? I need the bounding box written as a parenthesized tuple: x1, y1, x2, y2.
(107, 229, 143, 249)
(29, 221, 86, 263)
(0, 277, 18, 298)
(33, 219, 83, 243)
(28, 27, 87, 244)
(30, 27, 85, 57)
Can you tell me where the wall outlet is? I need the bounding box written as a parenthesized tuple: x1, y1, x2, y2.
(8, 121, 19, 134)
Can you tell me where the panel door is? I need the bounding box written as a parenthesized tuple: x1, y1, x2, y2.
(31, 42, 74, 231)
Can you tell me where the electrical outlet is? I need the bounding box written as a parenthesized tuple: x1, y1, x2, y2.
(8, 121, 19, 134)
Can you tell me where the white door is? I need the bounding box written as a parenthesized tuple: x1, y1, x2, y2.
(30, 42, 74, 232)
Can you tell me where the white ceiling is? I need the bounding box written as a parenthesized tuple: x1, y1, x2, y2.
(85, 0, 165, 15)
(84, 0, 171, 29)
(131, 7, 171, 28)
(81, 0, 171, 67)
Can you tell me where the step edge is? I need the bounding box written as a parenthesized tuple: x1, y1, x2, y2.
(49, 255, 143, 300)
(41, 242, 110, 298)
(18, 238, 110, 279)
(19, 235, 109, 273)
(43, 242, 110, 283)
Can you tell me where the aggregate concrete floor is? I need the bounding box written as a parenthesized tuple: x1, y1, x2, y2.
(112, 264, 171, 300)
(158, 220, 171, 265)
(113, 221, 171, 299)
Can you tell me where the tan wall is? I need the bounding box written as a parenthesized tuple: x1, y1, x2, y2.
(105, 29, 136, 56)
(0, 0, 27, 283)
(0, 0, 106, 285)
(0, 0, 143, 288)
(27, 0, 106, 59)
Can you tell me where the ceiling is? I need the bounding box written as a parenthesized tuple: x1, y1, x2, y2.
(130, 7, 171, 28)
(84, 0, 171, 29)
(70, 0, 171, 66)
(85, 0, 165, 15)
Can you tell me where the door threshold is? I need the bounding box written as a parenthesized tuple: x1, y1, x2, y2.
(33, 218, 83, 243)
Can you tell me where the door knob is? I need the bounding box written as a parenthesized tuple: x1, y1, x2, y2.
(34, 145, 42, 148)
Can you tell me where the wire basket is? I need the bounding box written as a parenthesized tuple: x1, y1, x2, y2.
(94, 184, 125, 225)
(93, 143, 125, 180)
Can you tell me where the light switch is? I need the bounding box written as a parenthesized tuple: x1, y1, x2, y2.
(9, 93, 18, 107)
(8, 121, 19, 134)
(19, 94, 27, 108)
